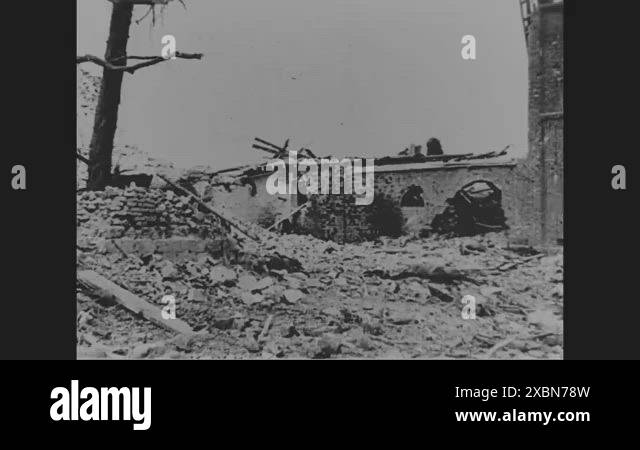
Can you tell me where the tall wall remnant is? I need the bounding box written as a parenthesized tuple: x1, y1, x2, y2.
(524, 0, 564, 244)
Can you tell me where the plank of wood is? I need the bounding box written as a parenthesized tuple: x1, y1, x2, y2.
(254, 137, 284, 152)
(78, 270, 196, 335)
(252, 144, 279, 155)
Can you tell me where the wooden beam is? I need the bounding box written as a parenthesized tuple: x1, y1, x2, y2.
(252, 144, 279, 155)
(78, 270, 197, 335)
(254, 137, 284, 151)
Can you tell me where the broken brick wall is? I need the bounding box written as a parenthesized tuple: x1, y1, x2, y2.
(77, 186, 226, 259)
(302, 191, 376, 243)
(524, 1, 564, 244)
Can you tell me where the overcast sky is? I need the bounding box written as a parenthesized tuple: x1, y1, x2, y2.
(77, 0, 528, 169)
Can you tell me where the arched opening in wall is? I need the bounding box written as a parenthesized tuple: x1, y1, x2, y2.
(245, 179, 257, 197)
(431, 180, 508, 236)
(367, 193, 404, 238)
(400, 185, 425, 207)
(400, 185, 425, 234)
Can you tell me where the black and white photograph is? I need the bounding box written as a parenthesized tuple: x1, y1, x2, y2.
(75, 0, 563, 360)
(8, 0, 640, 437)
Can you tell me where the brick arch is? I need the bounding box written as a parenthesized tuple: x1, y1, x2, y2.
(457, 179, 503, 197)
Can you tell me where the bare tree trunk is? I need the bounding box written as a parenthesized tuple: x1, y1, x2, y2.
(87, 2, 134, 190)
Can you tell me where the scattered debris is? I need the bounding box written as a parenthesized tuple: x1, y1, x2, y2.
(78, 215, 563, 359)
(431, 180, 508, 236)
(78, 270, 197, 335)
(209, 266, 237, 286)
(282, 289, 304, 304)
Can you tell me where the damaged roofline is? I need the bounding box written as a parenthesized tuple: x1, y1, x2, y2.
(209, 144, 518, 182)
(368, 160, 518, 174)
(242, 160, 518, 180)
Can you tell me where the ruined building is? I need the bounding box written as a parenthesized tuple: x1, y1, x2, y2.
(77, 1, 563, 247)
(294, 0, 564, 245)
(298, 148, 525, 243)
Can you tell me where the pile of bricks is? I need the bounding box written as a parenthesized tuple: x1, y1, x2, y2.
(303, 193, 375, 243)
(77, 186, 224, 242)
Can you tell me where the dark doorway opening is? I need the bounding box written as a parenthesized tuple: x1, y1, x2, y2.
(400, 185, 425, 207)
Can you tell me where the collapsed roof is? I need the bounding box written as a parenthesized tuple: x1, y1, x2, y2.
(240, 138, 516, 179)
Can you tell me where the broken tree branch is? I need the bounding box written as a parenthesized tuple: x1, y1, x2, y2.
(76, 51, 203, 74)
(252, 144, 280, 155)
(254, 137, 284, 152)
(135, 5, 155, 24)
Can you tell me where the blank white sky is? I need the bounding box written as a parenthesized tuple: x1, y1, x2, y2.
(77, 0, 528, 169)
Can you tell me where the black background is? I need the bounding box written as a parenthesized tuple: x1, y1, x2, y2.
(563, 0, 638, 359)
(6, 366, 640, 436)
(3, 2, 76, 359)
(0, 0, 638, 434)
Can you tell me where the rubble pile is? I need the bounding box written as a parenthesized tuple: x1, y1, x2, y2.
(77, 186, 225, 242)
(78, 205, 564, 359)
(179, 166, 247, 188)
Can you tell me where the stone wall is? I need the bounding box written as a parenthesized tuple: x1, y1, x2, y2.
(77, 186, 227, 252)
(526, 0, 564, 244)
(76, 186, 236, 263)
(301, 189, 375, 243)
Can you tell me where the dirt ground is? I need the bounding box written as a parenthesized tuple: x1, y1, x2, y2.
(77, 229, 563, 360)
